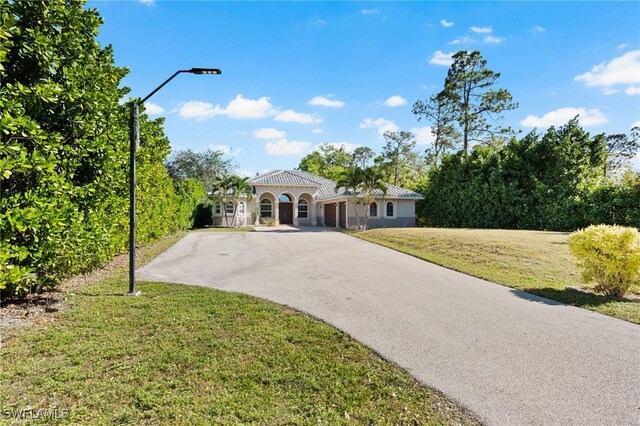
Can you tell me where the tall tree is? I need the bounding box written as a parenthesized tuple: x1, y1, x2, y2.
(228, 176, 253, 227)
(381, 131, 417, 186)
(352, 146, 375, 168)
(443, 50, 518, 154)
(165, 148, 235, 192)
(334, 166, 387, 230)
(604, 126, 640, 178)
(334, 167, 366, 230)
(298, 144, 354, 181)
(412, 90, 460, 167)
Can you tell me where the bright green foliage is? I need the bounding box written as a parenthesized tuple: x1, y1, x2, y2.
(418, 118, 625, 231)
(568, 225, 640, 298)
(298, 144, 354, 181)
(0, 1, 205, 296)
(335, 167, 387, 230)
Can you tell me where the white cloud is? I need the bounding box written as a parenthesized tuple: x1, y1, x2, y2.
(311, 128, 324, 134)
(360, 117, 399, 137)
(616, 43, 630, 51)
(603, 88, 620, 95)
(308, 96, 345, 108)
(316, 19, 327, 26)
(360, 8, 381, 14)
(144, 102, 165, 116)
(520, 107, 608, 128)
(625, 86, 640, 95)
(440, 19, 454, 27)
(253, 127, 286, 140)
(574, 50, 640, 95)
(533, 25, 545, 33)
(209, 144, 243, 157)
(383, 95, 407, 107)
(314, 142, 360, 153)
(275, 109, 322, 124)
(215, 94, 276, 118)
(470, 26, 492, 34)
(176, 95, 276, 120)
(176, 101, 216, 120)
(450, 36, 476, 45)
(265, 139, 311, 155)
(411, 126, 436, 145)
(139, 0, 154, 5)
(429, 50, 455, 66)
(484, 35, 504, 44)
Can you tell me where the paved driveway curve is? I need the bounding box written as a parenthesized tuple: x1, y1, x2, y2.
(138, 230, 640, 425)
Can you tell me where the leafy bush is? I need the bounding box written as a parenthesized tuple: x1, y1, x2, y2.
(568, 225, 640, 298)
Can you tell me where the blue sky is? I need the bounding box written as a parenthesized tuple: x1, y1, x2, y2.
(90, 1, 640, 175)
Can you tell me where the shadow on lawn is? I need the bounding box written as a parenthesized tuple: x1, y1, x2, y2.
(511, 287, 638, 308)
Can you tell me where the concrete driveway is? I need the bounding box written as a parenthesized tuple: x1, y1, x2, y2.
(138, 230, 640, 425)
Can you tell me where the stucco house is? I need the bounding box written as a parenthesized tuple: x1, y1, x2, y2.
(212, 169, 423, 229)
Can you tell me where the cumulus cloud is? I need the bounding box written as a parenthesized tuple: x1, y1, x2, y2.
(429, 50, 455, 66)
(265, 139, 311, 155)
(520, 107, 608, 128)
(311, 128, 324, 134)
(360, 117, 399, 137)
(616, 43, 630, 51)
(440, 19, 454, 27)
(449, 36, 476, 45)
(360, 8, 381, 14)
(139, 0, 154, 5)
(253, 127, 286, 140)
(144, 102, 165, 116)
(484, 35, 504, 44)
(308, 96, 345, 108)
(533, 25, 545, 33)
(383, 95, 407, 107)
(625, 86, 640, 95)
(411, 126, 436, 145)
(470, 26, 492, 34)
(574, 50, 640, 95)
(216, 94, 276, 118)
(176, 95, 276, 120)
(275, 109, 322, 124)
(176, 101, 216, 120)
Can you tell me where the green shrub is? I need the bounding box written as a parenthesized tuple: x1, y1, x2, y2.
(568, 225, 640, 298)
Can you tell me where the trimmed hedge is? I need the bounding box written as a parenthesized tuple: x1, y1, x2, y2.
(0, 1, 206, 296)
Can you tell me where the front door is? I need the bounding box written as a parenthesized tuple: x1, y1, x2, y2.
(279, 202, 293, 224)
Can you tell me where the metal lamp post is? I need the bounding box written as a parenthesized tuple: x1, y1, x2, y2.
(128, 68, 221, 295)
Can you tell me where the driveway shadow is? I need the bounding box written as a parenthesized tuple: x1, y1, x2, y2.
(511, 286, 638, 308)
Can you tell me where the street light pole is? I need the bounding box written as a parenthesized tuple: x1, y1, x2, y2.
(128, 68, 221, 295)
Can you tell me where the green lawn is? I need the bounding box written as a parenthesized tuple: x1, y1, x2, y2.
(347, 228, 640, 324)
(0, 232, 478, 425)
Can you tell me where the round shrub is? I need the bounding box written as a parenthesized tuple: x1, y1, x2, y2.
(568, 225, 640, 298)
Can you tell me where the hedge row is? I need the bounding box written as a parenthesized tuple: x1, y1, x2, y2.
(417, 119, 640, 231)
(0, 1, 206, 296)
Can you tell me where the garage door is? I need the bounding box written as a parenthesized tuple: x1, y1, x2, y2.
(324, 203, 336, 227)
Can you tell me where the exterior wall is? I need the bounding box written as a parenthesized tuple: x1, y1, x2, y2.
(253, 184, 318, 226)
(346, 198, 417, 230)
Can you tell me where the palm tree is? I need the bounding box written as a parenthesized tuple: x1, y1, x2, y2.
(228, 176, 253, 227)
(360, 167, 387, 230)
(210, 176, 233, 227)
(335, 167, 366, 230)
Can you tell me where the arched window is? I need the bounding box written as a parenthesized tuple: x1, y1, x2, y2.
(225, 202, 234, 214)
(369, 202, 378, 217)
(386, 201, 394, 217)
(214, 201, 221, 215)
(260, 199, 272, 218)
(279, 193, 293, 202)
(238, 202, 245, 214)
(298, 199, 308, 218)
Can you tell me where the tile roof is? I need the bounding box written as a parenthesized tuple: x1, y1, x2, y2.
(250, 169, 337, 198)
(251, 169, 424, 200)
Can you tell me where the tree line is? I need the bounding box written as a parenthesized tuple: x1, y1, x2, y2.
(299, 50, 640, 231)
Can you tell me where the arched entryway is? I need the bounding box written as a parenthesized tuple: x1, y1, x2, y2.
(278, 193, 294, 224)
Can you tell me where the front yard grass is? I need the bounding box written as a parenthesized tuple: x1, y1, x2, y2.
(0, 232, 478, 425)
(347, 228, 640, 324)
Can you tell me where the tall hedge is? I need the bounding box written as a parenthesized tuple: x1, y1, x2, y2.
(0, 0, 205, 296)
(418, 118, 639, 231)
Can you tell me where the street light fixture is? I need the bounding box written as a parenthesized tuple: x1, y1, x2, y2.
(128, 68, 221, 295)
